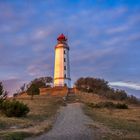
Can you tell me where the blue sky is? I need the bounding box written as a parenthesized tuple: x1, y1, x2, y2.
(0, 0, 140, 97)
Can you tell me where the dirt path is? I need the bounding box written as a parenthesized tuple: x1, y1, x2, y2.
(27, 103, 94, 140)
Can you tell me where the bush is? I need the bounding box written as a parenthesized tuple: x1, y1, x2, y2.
(75, 77, 109, 93)
(0, 98, 3, 109)
(86, 103, 95, 108)
(87, 101, 128, 109)
(0, 82, 4, 96)
(75, 77, 140, 104)
(1, 100, 29, 117)
(115, 103, 128, 109)
(87, 101, 115, 108)
(95, 101, 115, 108)
(2, 131, 32, 140)
(101, 101, 115, 108)
(126, 95, 140, 105)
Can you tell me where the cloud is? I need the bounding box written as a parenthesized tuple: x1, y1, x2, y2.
(0, 1, 140, 95)
(109, 81, 140, 90)
(27, 64, 48, 77)
(107, 25, 129, 34)
(0, 3, 14, 20)
(31, 28, 51, 41)
(26, 58, 52, 77)
(2, 78, 26, 96)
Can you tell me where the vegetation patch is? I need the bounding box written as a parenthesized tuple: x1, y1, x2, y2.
(0, 131, 33, 140)
(84, 105, 140, 132)
(75, 77, 140, 105)
(0, 100, 29, 117)
(0, 95, 64, 139)
(77, 93, 140, 139)
(87, 101, 128, 109)
(115, 103, 128, 109)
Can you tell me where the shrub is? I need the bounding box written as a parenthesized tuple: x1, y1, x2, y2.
(1, 100, 29, 117)
(96, 101, 115, 108)
(126, 95, 140, 105)
(2, 131, 32, 140)
(101, 89, 128, 101)
(0, 82, 4, 96)
(87, 101, 115, 108)
(87, 103, 95, 108)
(75, 77, 109, 93)
(87, 101, 128, 109)
(102, 101, 115, 108)
(75, 77, 140, 104)
(115, 90, 128, 100)
(0, 98, 3, 109)
(115, 103, 128, 109)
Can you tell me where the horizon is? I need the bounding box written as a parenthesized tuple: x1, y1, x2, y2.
(0, 0, 140, 97)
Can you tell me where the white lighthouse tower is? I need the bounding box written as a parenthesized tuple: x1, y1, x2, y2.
(54, 34, 71, 88)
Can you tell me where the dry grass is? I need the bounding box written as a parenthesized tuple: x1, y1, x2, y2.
(0, 95, 64, 139)
(76, 92, 140, 140)
(1, 92, 139, 139)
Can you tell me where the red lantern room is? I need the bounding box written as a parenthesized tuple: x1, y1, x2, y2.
(57, 33, 67, 41)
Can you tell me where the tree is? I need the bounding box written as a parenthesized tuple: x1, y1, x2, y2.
(0, 82, 8, 100)
(0, 82, 4, 96)
(35, 76, 53, 86)
(20, 83, 26, 92)
(75, 77, 110, 93)
(27, 80, 46, 99)
(74, 77, 128, 101)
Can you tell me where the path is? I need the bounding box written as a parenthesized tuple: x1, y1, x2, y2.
(27, 103, 94, 140)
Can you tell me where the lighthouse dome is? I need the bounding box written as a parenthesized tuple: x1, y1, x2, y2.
(57, 34, 67, 41)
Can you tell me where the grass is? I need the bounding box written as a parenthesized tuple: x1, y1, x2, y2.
(1, 92, 139, 139)
(0, 131, 33, 140)
(0, 95, 64, 139)
(76, 92, 140, 139)
(84, 106, 140, 132)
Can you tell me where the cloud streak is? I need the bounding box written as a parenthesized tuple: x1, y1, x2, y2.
(109, 81, 140, 90)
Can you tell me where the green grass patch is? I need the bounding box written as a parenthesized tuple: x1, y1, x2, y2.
(0, 131, 33, 140)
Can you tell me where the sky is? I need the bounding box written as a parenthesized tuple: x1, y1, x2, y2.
(0, 0, 140, 97)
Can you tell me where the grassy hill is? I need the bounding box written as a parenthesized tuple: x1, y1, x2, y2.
(0, 95, 64, 140)
(76, 92, 140, 140)
(0, 92, 140, 140)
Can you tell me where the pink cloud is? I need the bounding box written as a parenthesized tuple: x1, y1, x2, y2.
(2, 78, 26, 96)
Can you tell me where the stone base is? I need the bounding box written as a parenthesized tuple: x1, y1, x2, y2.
(40, 86, 75, 96)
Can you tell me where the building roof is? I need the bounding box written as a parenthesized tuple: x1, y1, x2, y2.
(57, 33, 67, 41)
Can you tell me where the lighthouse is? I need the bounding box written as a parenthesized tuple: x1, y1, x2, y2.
(54, 34, 71, 88)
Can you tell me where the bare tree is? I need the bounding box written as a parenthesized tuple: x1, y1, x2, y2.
(20, 83, 26, 92)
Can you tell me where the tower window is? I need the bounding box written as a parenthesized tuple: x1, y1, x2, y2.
(64, 74, 66, 78)
(64, 50, 66, 54)
(64, 66, 66, 70)
(64, 58, 66, 62)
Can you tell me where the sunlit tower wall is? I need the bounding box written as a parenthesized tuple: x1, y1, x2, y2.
(54, 34, 71, 88)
